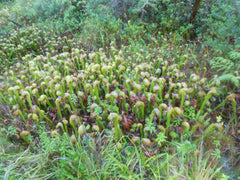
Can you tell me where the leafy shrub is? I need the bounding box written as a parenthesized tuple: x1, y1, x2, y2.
(2, 0, 239, 52)
(199, 0, 240, 53)
(80, 2, 122, 50)
(79, 0, 239, 51)
(3, 0, 86, 33)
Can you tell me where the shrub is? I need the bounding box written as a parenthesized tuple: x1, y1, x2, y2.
(3, 0, 86, 34)
(199, 0, 240, 54)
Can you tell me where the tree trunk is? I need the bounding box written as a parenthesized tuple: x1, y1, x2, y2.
(189, 0, 202, 39)
(190, 0, 201, 24)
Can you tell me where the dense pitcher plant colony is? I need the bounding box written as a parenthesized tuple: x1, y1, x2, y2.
(0, 27, 238, 149)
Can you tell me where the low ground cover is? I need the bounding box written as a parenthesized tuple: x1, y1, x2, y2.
(0, 0, 239, 179)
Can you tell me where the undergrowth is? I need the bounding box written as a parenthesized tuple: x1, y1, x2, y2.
(0, 0, 240, 179)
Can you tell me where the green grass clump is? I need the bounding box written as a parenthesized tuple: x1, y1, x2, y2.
(1, 128, 226, 179)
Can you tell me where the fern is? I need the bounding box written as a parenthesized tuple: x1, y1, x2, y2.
(228, 50, 240, 62)
(216, 74, 239, 88)
(210, 57, 234, 73)
(210, 50, 240, 73)
(210, 49, 240, 90)
(70, 93, 78, 105)
(210, 49, 240, 73)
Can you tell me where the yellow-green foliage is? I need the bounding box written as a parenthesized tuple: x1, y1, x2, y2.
(0, 27, 224, 147)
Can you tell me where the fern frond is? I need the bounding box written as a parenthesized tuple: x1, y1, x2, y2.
(228, 50, 240, 62)
(210, 57, 234, 72)
(216, 73, 239, 87)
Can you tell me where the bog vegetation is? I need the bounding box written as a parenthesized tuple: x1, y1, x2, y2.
(0, 0, 239, 179)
